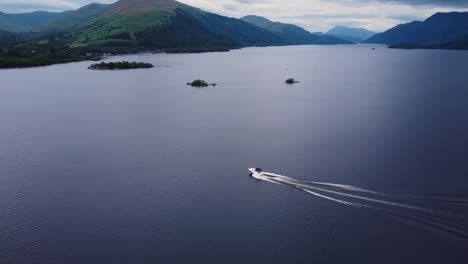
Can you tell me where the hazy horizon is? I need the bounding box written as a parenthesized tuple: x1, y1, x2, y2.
(1, 0, 467, 32)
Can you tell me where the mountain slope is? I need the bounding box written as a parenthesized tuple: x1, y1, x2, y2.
(0, 11, 69, 32)
(134, 8, 286, 52)
(106, 0, 186, 14)
(241, 15, 351, 44)
(39, 3, 110, 33)
(365, 12, 468, 45)
(326, 26, 375, 43)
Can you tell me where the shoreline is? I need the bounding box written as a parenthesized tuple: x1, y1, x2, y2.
(2, 43, 468, 70)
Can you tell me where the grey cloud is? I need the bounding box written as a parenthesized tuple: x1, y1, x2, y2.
(233, 0, 468, 8)
(386, 0, 468, 7)
(231, 0, 269, 3)
(342, 0, 468, 8)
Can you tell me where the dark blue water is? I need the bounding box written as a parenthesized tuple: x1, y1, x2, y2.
(1, 45, 467, 263)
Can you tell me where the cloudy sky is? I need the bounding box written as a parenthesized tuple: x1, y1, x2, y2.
(1, 0, 467, 32)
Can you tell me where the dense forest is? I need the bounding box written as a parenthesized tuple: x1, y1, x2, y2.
(389, 39, 468, 50)
(0, 33, 102, 68)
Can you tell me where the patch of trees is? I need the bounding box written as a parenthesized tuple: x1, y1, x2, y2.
(88, 61, 154, 70)
(286, 78, 299, 84)
(0, 44, 99, 68)
(105, 32, 132, 40)
(187, 79, 217, 87)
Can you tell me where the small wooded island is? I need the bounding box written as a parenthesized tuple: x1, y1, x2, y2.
(286, 78, 299, 84)
(187, 79, 217, 87)
(88, 61, 154, 70)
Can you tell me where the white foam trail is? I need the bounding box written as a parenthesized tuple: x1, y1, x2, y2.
(257, 172, 434, 213)
(301, 188, 366, 208)
(261, 173, 379, 194)
(252, 170, 468, 240)
(253, 174, 281, 185)
(309, 182, 380, 195)
(263, 173, 294, 181)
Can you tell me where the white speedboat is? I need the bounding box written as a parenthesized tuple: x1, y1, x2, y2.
(249, 168, 264, 179)
(249, 168, 283, 184)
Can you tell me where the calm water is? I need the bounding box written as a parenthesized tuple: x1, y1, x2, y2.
(1, 45, 468, 263)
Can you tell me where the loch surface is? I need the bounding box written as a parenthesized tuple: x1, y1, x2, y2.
(1, 45, 468, 263)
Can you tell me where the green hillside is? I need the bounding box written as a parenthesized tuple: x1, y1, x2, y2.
(68, 10, 174, 48)
(41, 0, 184, 47)
(40, 3, 110, 33)
(134, 8, 286, 52)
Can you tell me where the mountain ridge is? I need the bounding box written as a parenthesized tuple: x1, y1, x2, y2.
(365, 12, 468, 46)
(0, 11, 69, 32)
(106, 0, 187, 14)
(241, 15, 351, 44)
(326, 26, 375, 43)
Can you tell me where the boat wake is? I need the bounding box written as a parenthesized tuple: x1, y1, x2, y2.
(252, 170, 468, 241)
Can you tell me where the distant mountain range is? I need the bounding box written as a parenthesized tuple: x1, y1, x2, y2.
(241, 15, 350, 45)
(0, 2, 466, 52)
(0, 11, 68, 32)
(0, 0, 349, 53)
(365, 12, 468, 49)
(326, 26, 376, 43)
